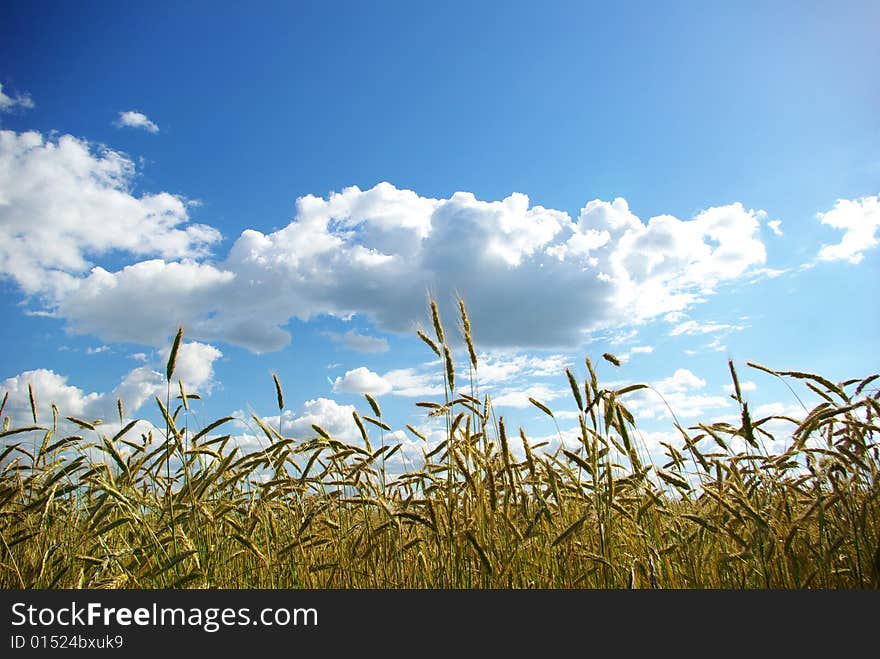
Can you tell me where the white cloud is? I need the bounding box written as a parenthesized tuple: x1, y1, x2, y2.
(378, 351, 571, 400)
(0, 374, 162, 459)
(635, 429, 687, 454)
(673, 316, 742, 355)
(767, 220, 783, 236)
(325, 329, 389, 353)
(383, 368, 445, 397)
(616, 344, 654, 364)
(722, 380, 756, 394)
(559, 199, 767, 311)
(271, 397, 360, 443)
(231, 397, 368, 456)
(520, 425, 585, 455)
(116, 111, 159, 133)
(108, 366, 164, 414)
(159, 341, 223, 392)
(58, 260, 234, 348)
(655, 368, 706, 392)
(706, 337, 726, 352)
(621, 368, 733, 420)
(362, 429, 431, 470)
(0, 131, 221, 300)
(669, 320, 745, 336)
(344, 330, 388, 353)
(0, 134, 773, 352)
(477, 353, 571, 385)
(493, 383, 563, 409)
(746, 267, 787, 282)
(816, 195, 880, 264)
(0, 84, 34, 113)
(752, 401, 799, 417)
(0, 340, 223, 431)
(1, 369, 102, 423)
(332, 367, 392, 396)
(606, 328, 639, 346)
(86, 345, 110, 355)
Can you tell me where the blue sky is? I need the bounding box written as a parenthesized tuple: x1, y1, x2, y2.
(1, 1, 878, 465)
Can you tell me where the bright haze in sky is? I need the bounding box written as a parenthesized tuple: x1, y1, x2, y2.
(1, 1, 878, 463)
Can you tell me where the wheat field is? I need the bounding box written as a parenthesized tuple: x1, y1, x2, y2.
(1, 301, 878, 589)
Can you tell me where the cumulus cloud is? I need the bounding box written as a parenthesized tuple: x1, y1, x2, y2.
(107, 366, 165, 415)
(116, 110, 159, 133)
(616, 344, 654, 364)
(655, 368, 706, 392)
(125, 186, 767, 350)
(378, 351, 570, 400)
(0, 367, 162, 432)
(816, 195, 879, 264)
(0, 131, 221, 304)
(0, 371, 162, 459)
(58, 260, 235, 348)
(382, 367, 445, 397)
(1, 369, 102, 423)
(493, 383, 564, 409)
(159, 341, 223, 392)
(477, 353, 571, 385)
(325, 329, 389, 353)
(1, 132, 776, 351)
(0, 341, 222, 428)
(553, 198, 767, 303)
(245, 402, 429, 471)
(253, 397, 361, 443)
(622, 367, 733, 420)
(767, 220, 783, 236)
(343, 330, 389, 353)
(332, 367, 392, 396)
(0, 84, 34, 113)
(722, 380, 756, 395)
